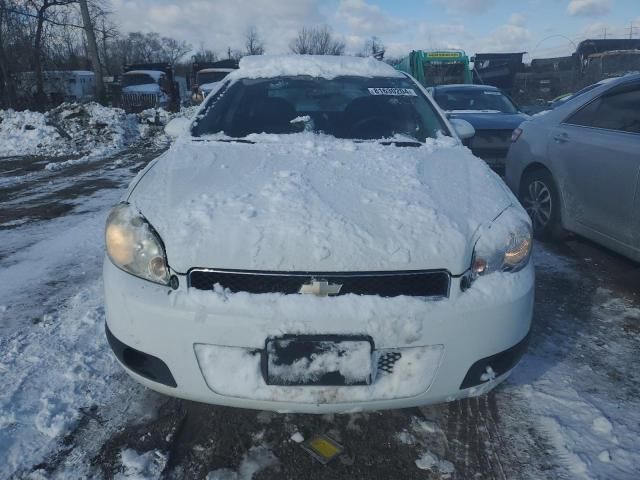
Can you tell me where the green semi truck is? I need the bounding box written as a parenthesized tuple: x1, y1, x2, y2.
(395, 50, 472, 87)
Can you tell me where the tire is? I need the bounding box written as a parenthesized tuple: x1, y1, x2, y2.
(520, 169, 567, 241)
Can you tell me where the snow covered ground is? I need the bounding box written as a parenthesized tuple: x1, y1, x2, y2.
(0, 143, 639, 478)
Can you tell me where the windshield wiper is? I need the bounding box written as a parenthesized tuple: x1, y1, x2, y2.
(352, 138, 423, 147)
(215, 138, 255, 144)
(378, 140, 422, 147)
(192, 138, 255, 144)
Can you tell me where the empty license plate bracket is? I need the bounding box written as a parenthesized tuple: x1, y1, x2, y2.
(262, 335, 374, 386)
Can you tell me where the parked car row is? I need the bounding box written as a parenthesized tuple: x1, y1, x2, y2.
(118, 60, 239, 113)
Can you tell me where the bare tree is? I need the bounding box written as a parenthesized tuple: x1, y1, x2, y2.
(107, 32, 191, 68)
(244, 25, 264, 56)
(361, 36, 385, 59)
(289, 26, 345, 55)
(0, 0, 17, 107)
(160, 36, 191, 64)
(26, 0, 76, 106)
(78, 0, 103, 101)
(226, 45, 242, 61)
(192, 42, 217, 62)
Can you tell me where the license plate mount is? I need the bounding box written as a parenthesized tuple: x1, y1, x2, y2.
(262, 335, 374, 386)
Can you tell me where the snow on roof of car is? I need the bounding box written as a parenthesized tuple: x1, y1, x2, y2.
(231, 55, 404, 80)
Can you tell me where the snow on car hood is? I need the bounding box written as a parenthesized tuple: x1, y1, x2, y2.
(128, 134, 514, 274)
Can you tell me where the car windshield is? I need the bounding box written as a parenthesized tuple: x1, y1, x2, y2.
(191, 76, 449, 142)
(197, 71, 231, 85)
(123, 73, 160, 87)
(434, 88, 518, 113)
(423, 63, 466, 86)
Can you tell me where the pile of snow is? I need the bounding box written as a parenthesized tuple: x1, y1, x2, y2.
(0, 101, 198, 160)
(0, 109, 62, 156)
(231, 55, 403, 80)
(116, 449, 167, 480)
(0, 103, 139, 158)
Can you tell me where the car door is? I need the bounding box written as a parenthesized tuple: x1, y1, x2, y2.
(548, 81, 640, 247)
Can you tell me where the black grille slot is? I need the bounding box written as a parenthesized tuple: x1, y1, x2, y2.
(187, 269, 450, 298)
(121, 92, 160, 113)
(377, 352, 402, 375)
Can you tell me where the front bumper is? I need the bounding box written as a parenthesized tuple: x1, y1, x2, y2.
(104, 259, 534, 413)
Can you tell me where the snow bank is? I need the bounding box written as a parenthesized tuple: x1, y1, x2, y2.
(0, 103, 140, 158)
(232, 55, 403, 80)
(0, 109, 62, 156)
(0, 101, 197, 160)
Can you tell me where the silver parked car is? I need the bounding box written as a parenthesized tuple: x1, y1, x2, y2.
(505, 73, 640, 261)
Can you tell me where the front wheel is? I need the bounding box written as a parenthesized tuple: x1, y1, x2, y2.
(520, 169, 567, 241)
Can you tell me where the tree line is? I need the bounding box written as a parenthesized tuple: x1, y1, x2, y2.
(0, 0, 384, 111)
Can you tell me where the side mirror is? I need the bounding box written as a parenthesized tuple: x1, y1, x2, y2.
(164, 117, 190, 138)
(449, 118, 475, 140)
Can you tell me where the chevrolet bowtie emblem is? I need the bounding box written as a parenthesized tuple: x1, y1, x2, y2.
(299, 280, 343, 296)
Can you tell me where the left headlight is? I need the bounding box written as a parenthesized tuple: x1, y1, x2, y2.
(471, 207, 532, 277)
(105, 202, 170, 285)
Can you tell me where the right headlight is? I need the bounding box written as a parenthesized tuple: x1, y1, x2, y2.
(471, 207, 532, 278)
(105, 203, 170, 285)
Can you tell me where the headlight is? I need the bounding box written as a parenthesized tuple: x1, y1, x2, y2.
(471, 207, 532, 277)
(105, 203, 170, 285)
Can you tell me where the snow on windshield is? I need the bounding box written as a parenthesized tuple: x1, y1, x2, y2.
(122, 72, 162, 88)
(435, 89, 518, 114)
(191, 76, 448, 142)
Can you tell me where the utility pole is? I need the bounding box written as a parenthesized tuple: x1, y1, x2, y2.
(603, 27, 607, 39)
(627, 23, 637, 39)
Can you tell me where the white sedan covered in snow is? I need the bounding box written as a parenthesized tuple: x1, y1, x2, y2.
(104, 55, 534, 413)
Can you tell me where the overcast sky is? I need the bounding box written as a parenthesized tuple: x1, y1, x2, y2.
(110, 0, 640, 60)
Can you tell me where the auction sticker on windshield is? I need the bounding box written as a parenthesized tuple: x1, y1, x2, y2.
(368, 87, 417, 96)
